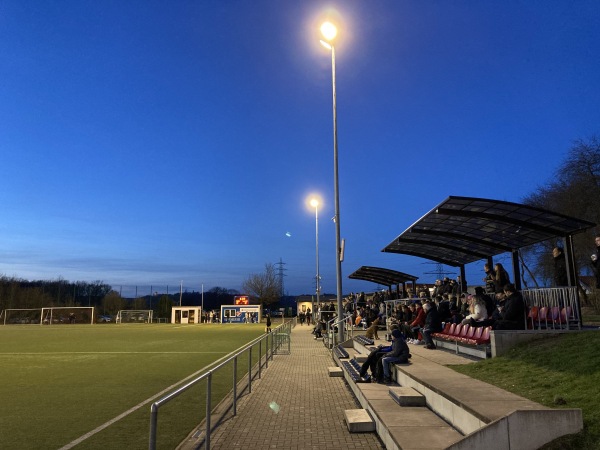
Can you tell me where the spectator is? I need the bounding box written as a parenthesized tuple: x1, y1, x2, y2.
(422, 302, 443, 350)
(402, 305, 413, 324)
(437, 296, 451, 322)
(461, 295, 488, 327)
(357, 326, 399, 382)
(493, 284, 526, 330)
(313, 319, 325, 339)
(299, 310, 306, 325)
(265, 314, 272, 333)
(408, 302, 426, 340)
(553, 247, 569, 287)
(448, 306, 463, 324)
(483, 263, 496, 294)
(457, 275, 467, 293)
(458, 293, 470, 317)
(474, 286, 496, 318)
(592, 235, 600, 288)
(379, 329, 411, 384)
(493, 263, 511, 294)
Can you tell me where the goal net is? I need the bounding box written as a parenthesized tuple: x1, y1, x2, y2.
(41, 307, 95, 325)
(2, 308, 43, 325)
(116, 310, 153, 324)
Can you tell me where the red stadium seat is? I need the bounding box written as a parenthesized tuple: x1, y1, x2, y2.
(474, 326, 491, 345)
(460, 325, 476, 343)
(527, 306, 538, 329)
(463, 326, 484, 345)
(432, 322, 451, 339)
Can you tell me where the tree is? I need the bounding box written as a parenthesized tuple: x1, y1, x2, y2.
(102, 290, 124, 315)
(523, 136, 600, 286)
(242, 263, 281, 306)
(157, 294, 173, 319)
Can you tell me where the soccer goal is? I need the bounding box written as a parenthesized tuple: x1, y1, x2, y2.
(2, 308, 43, 325)
(41, 307, 95, 325)
(116, 310, 153, 324)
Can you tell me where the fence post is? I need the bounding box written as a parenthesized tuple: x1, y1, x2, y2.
(248, 347, 252, 394)
(149, 403, 158, 450)
(265, 334, 268, 369)
(233, 357, 237, 416)
(258, 340, 262, 379)
(206, 372, 212, 450)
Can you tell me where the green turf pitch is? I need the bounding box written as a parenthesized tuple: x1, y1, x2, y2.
(0, 323, 266, 449)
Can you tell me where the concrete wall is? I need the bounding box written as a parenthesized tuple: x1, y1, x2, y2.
(446, 409, 583, 450)
(490, 330, 573, 357)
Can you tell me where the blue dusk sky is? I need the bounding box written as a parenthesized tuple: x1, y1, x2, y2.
(1, 1, 599, 297)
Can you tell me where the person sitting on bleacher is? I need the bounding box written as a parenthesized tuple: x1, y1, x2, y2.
(357, 325, 399, 382)
(408, 302, 426, 341)
(461, 294, 488, 327)
(313, 319, 325, 339)
(492, 284, 526, 330)
(422, 302, 443, 350)
(379, 329, 411, 384)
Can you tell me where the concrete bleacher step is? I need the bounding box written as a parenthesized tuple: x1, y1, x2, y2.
(328, 366, 343, 377)
(344, 409, 375, 433)
(353, 354, 368, 363)
(389, 386, 426, 407)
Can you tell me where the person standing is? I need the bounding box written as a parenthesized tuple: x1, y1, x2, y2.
(553, 247, 568, 287)
(483, 264, 496, 294)
(493, 263, 511, 294)
(591, 235, 600, 288)
(422, 302, 442, 350)
(265, 314, 272, 333)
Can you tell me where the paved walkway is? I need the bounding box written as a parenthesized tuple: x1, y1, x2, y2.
(183, 324, 384, 450)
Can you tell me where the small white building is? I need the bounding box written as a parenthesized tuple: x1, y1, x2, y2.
(171, 306, 203, 324)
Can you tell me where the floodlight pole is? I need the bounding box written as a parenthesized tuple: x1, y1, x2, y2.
(329, 44, 344, 343)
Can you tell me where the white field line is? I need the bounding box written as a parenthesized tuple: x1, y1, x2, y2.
(58, 351, 231, 450)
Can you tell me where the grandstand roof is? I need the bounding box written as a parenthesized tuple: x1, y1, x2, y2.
(348, 266, 418, 286)
(382, 196, 596, 267)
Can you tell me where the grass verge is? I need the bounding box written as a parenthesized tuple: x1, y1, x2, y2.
(451, 331, 600, 449)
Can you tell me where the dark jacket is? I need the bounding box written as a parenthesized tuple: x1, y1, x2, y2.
(424, 305, 443, 333)
(494, 270, 510, 293)
(383, 336, 410, 359)
(484, 269, 496, 294)
(494, 292, 526, 330)
(553, 253, 568, 287)
(592, 247, 600, 288)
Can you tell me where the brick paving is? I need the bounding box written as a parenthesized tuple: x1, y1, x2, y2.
(201, 324, 384, 450)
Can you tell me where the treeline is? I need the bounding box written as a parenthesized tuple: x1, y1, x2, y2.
(0, 276, 112, 310)
(0, 276, 241, 317)
(523, 136, 600, 287)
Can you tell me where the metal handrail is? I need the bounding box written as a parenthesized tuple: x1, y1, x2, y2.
(325, 314, 353, 350)
(149, 320, 293, 450)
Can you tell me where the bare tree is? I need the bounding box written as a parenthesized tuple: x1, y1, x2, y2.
(523, 136, 600, 285)
(242, 263, 281, 306)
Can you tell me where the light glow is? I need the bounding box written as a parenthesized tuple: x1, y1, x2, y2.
(320, 21, 337, 42)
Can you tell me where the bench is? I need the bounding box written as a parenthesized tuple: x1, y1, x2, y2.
(334, 344, 349, 359)
(432, 323, 491, 358)
(354, 335, 374, 346)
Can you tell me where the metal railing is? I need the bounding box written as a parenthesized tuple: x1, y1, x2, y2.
(522, 286, 581, 330)
(149, 320, 293, 450)
(324, 314, 353, 349)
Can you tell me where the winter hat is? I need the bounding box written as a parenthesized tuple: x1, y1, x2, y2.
(391, 329, 402, 339)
